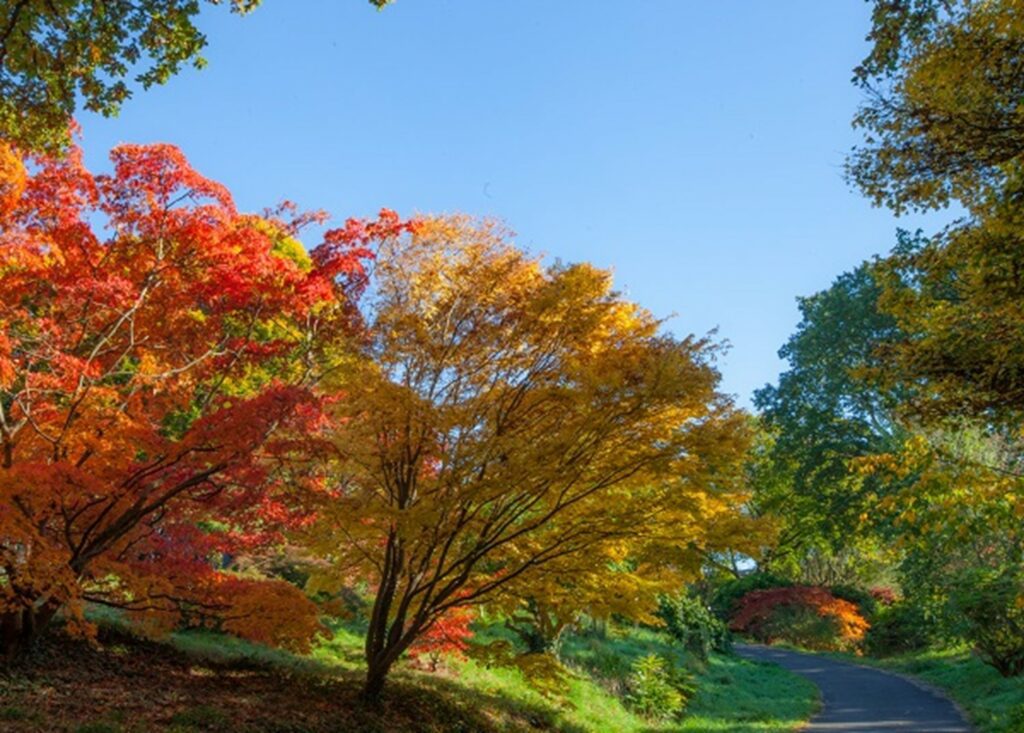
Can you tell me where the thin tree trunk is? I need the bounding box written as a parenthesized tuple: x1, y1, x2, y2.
(362, 532, 404, 702)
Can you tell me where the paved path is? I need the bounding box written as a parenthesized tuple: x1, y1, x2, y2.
(735, 644, 972, 732)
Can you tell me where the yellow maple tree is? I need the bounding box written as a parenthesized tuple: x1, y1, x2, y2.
(303, 216, 755, 699)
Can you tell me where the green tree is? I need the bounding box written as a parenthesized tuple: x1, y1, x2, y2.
(753, 264, 906, 572)
(874, 217, 1024, 426)
(0, 0, 390, 152)
(864, 424, 1024, 675)
(850, 1, 1024, 433)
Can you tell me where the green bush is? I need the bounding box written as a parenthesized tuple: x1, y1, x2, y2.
(1008, 703, 1024, 731)
(710, 572, 791, 621)
(865, 602, 935, 656)
(624, 654, 696, 721)
(948, 567, 1024, 677)
(658, 593, 731, 661)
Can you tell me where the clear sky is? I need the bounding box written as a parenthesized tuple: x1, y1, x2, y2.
(77, 0, 944, 407)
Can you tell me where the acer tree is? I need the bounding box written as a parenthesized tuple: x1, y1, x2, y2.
(729, 586, 869, 652)
(0, 0, 392, 152)
(305, 216, 751, 700)
(493, 446, 757, 662)
(407, 605, 475, 672)
(0, 139, 378, 657)
(850, 0, 1024, 215)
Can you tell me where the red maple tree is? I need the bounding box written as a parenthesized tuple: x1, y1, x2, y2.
(407, 606, 476, 672)
(730, 585, 869, 651)
(0, 139, 408, 656)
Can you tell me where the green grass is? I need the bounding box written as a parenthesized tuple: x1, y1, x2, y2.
(78, 606, 816, 732)
(556, 626, 817, 732)
(316, 620, 816, 732)
(170, 622, 817, 732)
(828, 647, 1024, 733)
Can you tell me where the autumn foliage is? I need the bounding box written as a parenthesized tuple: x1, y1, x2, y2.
(0, 135, 757, 703)
(407, 606, 476, 671)
(0, 138, 387, 656)
(303, 216, 751, 698)
(730, 586, 869, 652)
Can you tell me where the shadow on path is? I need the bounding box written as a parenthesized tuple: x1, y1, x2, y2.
(735, 644, 972, 733)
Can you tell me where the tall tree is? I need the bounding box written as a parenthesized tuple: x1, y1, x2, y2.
(862, 423, 1024, 675)
(0, 139, 378, 656)
(0, 0, 391, 152)
(850, 0, 1024, 215)
(850, 1, 1024, 429)
(304, 216, 750, 700)
(873, 215, 1024, 426)
(754, 264, 907, 571)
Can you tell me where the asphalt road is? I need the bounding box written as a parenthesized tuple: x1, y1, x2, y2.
(735, 644, 973, 732)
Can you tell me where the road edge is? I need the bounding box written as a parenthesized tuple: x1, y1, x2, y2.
(735, 643, 975, 733)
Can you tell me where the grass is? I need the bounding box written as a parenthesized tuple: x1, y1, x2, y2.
(0, 609, 818, 732)
(311, 619, 818, 732)
(556, 626, 817, 732)
(824, 647, 1024, 733)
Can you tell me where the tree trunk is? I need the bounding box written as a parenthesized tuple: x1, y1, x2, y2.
(0, 603, 59, 660)
(361, 657, 393, 703)
(361, 603, 423, 702)
(362, 611, 415, 702)
(361, 531, 410, 702)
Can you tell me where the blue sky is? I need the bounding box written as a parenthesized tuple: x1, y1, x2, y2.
(78, 0, 944, 407)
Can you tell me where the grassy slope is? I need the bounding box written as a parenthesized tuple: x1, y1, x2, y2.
(835, 648, 1024, 733)
(176, 621, 818, 732)
(556, 626, 818, 732)
(0, 613, 817, 733)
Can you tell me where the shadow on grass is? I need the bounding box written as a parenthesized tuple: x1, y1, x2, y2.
(387, 671, 588, 733)
(11, 611, 813, 733)
(0, 622, 582, 733)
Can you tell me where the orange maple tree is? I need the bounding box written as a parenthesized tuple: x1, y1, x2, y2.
(0, 139, 393, 657)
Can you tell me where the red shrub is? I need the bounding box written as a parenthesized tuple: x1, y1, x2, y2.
(730, 586, 869, 651)
(870, 587, 898, 606)
(408, 607, 476, 671)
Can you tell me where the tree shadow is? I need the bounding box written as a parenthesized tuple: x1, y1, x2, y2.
(0, 627, 582, 733)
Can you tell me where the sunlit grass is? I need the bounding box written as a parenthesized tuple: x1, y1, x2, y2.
(84, 605, 816, 732)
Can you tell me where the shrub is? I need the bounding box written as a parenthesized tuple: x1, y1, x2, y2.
(829, 584, 879, 619)
(760, 603, 848, 651)
(407, 606, 475, 671)
(658, 593, 731, 661)
(729, 586, 869, 652)
(710, 572, 792, 621)
(625, 654, 696, 721)
(865, 602, 935, 656)
(869, 586, 898, 607)
(948, 567, 1024, 677)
